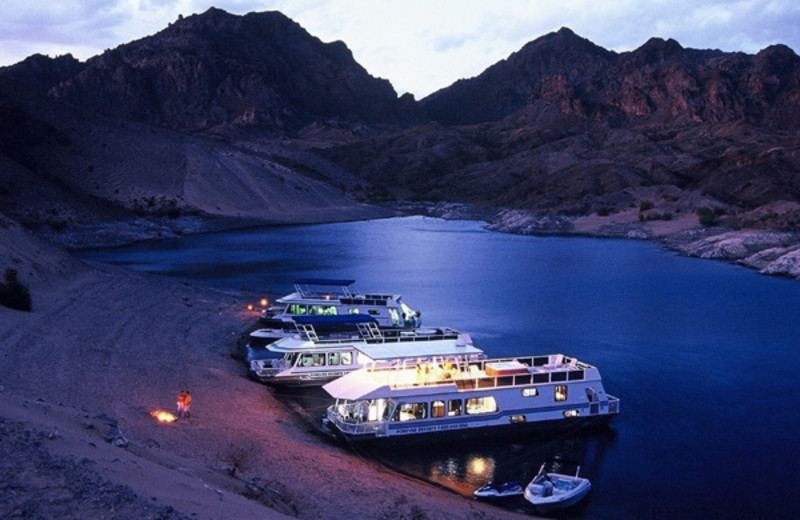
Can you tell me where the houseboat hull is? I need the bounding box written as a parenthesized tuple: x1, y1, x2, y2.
(322, 354, 620, 445)
(251, 324, 484, 387)
(322, 411, 615, 446)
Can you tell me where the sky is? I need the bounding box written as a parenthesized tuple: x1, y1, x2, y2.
(1, 0, 799, 98)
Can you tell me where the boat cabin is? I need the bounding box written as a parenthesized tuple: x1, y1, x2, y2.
(322, 354, 620, 443)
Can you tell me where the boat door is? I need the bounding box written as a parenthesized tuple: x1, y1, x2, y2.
(388, 307, 400, 327)
(586, 387, 599, 414)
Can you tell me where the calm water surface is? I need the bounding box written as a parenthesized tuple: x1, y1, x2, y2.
(79, 216, 800, 519)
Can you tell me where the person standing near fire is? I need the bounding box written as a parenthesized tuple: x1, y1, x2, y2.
(177, 390, 192, 419)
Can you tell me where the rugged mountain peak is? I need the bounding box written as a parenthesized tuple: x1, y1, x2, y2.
(422, 27, 800, 129)
(635, 36, 685, 61)
(420, 27, 615, 124)
(1, 53, 85, 92)
(47, 8, 407, 134)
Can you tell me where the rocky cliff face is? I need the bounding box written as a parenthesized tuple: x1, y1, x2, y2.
(1, 9, 800, 277)
(420, 28, 800, 130)
(47, 8, 412, 134)
(320, 28, 800, 223)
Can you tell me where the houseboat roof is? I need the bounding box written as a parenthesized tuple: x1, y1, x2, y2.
(293, 278, 356, 286)
(324, 369, 446, 400)
(324, 354, 601, 401)
(291, 314, 378, 325)
(355, 336, 483, 362)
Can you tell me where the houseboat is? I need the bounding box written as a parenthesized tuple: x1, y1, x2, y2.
(249, 315, 484, 387)
(321, 354, 619, 444)
(248, 278, 422, 353)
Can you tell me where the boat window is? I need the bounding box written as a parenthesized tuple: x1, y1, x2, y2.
(431, 400, 445, 418)
(568, 370, 585, 381)
(341, 351, 353, 365)
(309, 305, 338, 316)
(329, 352, 341, 365)
(347, 308, 361, 315)
(288, 304, 307, 315)
(522, 387, 539, 397)
(448, 399, 462, 416)
(466, 397, 498, 415)
(393, 402, 428, 421)
(532, 356, 549, 367)
(563, 409, 581, 417)
(509, 415, 526, 424)
(368, 309, 380, 316)
(555, 385, 568, 401)
(533, 373, 549, 384)
(299, 353, 326, 367)
(551, 371, 568, 382)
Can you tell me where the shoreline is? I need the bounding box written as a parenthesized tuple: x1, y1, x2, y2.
(42, 204, 799, 281)
(2, 203, 796, 519)
(0, 215, 530, 520)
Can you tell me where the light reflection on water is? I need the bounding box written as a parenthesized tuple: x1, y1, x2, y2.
(78, 216, 800, 520)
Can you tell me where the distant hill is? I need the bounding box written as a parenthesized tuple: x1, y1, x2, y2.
(44, 8, 415, 135)
(1, 8, 799, 265)
(321, 28, 800, 222)
(419, 27, 800, 129)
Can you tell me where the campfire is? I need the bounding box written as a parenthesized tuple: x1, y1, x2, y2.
(150, 409, 177, 423)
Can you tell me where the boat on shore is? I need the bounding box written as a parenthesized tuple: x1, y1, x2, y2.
(249, 315, 484, 387)
(523, 462, 591, 514)
(246, 278, 421, 357)
(473, 480, 524, 500)
(321, 354, 620, 444)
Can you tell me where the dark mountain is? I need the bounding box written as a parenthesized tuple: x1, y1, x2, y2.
(420, 27, 800, 130)
(1, 9, 800, 249)
(420, 28, 617, 125)
(45, 7, 414, 134)
(321, 29, 800, 219)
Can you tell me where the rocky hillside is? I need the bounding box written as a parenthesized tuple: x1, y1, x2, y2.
(420, 28, 800, 129)
(1, 8, 799, 277)
(318, 28, 800, 229)
(46, 8, 415, 135)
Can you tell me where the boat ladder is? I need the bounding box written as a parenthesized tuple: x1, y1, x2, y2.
(298, 323, 319, 342)
(357, 321, 382, 339)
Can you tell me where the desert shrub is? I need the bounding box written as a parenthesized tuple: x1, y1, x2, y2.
(0, 268, 32, 311)
(697, 207, 719, 227)
(639, 200, 654, 211)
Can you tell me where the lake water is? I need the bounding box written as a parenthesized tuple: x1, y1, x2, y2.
(78, 216, 800, 519)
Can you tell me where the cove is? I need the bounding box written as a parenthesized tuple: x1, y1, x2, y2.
(78, 216, 800, 519)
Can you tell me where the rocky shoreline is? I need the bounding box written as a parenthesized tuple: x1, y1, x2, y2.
(485, 208, 800, 281)
(31, 203, 800, 281)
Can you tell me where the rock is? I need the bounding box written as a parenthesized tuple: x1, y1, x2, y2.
(678, 231, 796, 260)
(757, 247, 800, 279)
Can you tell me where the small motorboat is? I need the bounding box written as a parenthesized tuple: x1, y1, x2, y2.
(473, 480, 524, 499)
(523, 462, 591, 514)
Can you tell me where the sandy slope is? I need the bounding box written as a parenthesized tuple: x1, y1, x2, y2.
(0, 215, 527, 520)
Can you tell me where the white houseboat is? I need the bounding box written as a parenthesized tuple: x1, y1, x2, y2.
(248, 278, 421, 352)
(249, 315, 484, 387)
(321, 354, 619, 444)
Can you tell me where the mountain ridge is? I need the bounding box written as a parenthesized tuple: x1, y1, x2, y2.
(1, 7, 799, 278)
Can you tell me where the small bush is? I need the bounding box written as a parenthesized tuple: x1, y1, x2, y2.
(0, 268, 32, 311)
(697, 207, 719, 227)
(639, 200, 654, 212)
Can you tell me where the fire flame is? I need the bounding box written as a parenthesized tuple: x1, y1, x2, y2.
(150, 409, 177, 423)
